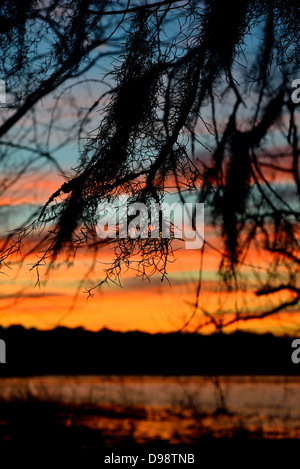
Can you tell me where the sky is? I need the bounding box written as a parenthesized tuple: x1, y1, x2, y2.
(0, 4, 299, 336)
(0, 196, 299, 335)
(0, 132, 297, 334)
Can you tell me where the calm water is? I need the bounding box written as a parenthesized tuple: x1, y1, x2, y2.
(1, 375, 300, 441)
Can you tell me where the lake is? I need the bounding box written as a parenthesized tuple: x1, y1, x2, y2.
(0, 375, 299, 442)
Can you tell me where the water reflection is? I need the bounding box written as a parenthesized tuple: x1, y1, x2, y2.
(0, 375, 299, 442)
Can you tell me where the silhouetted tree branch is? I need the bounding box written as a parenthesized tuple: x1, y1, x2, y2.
(0, 0, 299, 330)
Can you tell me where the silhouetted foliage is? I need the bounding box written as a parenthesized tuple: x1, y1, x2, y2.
(0, 0, 299, 329)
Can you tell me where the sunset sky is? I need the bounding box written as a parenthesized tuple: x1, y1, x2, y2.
(0, 5, 299, 337)
(0, 104, 299, 336)
(0, 171, 299, 335)
(0, 143, 298, 335)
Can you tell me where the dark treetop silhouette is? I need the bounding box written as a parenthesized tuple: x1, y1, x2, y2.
(0, 0, 299, 331)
